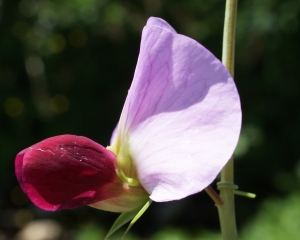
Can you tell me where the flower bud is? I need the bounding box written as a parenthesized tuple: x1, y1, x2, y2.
(15, 135, 148, 212)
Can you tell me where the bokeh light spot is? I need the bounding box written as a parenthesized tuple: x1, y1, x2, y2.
(25, 56, 44, 77)
(47, 34, 66, 54)
(50, 94, 70, 114)
(69, 29, 88, 48)
(4, 97, 24, 117)
(17, 220, 63, 240)
(234, 124, 264, 158)
(14, 209, 33, 228)
(105, 3, 126, 24)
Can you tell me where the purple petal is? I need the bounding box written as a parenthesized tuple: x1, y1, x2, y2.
(114, 17, 241, 201)
(110, 124, 118, 145)
(146, 17, 176, 32)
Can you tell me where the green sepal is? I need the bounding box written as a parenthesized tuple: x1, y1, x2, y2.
(105, 209, 139, 239)
(105, 199, 152, 239)
(122, 199, 152, 238)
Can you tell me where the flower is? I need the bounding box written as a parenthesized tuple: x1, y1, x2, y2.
(15, 135, 148, 212)
(15, 17, 241, 213)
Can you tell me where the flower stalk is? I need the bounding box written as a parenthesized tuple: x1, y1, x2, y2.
(217, 0, 239, 240)
(204, 186, 223, 205)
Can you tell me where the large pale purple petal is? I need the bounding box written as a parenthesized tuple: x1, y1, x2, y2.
(115, 17, 241, 202)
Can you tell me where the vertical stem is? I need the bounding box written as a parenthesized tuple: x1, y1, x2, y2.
(217, 0, 238, 240)
(222, 0, 238, 77)
(217, 160, 238, 240)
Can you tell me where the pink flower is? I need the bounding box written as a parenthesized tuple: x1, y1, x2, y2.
(15, 17, 241, 213)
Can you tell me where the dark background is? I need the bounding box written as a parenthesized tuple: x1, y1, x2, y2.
(1, 0, 300, 239)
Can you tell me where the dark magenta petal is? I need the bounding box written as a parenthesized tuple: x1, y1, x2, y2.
(15, 149, 27, 194)
(16, 135, 118, 211)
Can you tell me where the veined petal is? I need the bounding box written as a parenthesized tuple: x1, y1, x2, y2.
(16, 135, 148, 211)
(111, 17, 241, 201)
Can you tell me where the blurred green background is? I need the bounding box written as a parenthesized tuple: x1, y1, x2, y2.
(1, 0, 300, 239)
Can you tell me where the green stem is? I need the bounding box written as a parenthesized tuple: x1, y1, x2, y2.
(217, 0, 239, 240)
(217, 161, 238, 240)
(222, 0, 238, 76)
